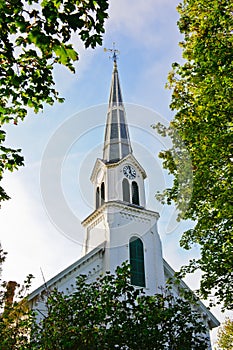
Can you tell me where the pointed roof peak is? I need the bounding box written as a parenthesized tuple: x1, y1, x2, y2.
(113, 59, 118, 72)
(102, 48, 132, 163)
(108, 60, 123, 107)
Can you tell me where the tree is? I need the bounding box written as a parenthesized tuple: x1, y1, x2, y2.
(0, 0, 109, 201)
(0, 252, 209, 349)
(217, 318, 233, 350)
(0, 245, 34, 349)
(30, 263, 209, 350)
(155, 0, 233, 309)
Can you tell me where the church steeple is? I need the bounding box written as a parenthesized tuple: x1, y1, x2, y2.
(103, 55, 132, 163)
(89, 51, 147, 212)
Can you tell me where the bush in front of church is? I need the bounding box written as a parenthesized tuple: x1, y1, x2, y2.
(30, 263, 208, 350)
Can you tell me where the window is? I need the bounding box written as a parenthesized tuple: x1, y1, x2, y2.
(122, 178, 130, 202)
(117, 79, 123, 104)
(129, 237, 145, 287)
(122, 144, 130, 158)
(111, 109, 118, 123)
(109, 143, 119, 161)
(120, 123, 127, 139)
(132, 181, 139, 205)
(96, 187, 100, 209)
(110, 123, 119, 140)
(96, 183, 105, 208)
(101, 182, 105, 205)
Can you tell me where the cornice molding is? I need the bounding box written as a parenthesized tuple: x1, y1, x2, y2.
(82, 200, 159, 227)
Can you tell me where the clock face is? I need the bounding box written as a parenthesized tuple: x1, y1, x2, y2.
(123, 165, 136, 179)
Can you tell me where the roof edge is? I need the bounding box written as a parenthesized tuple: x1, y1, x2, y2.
(28, 242, 106, 301)
(163, 259, 220, 329)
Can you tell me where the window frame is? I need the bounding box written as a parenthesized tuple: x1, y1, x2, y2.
(129, 236, 146, 287)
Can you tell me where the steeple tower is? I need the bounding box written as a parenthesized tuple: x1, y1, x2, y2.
(88, 51, 147, 211)
(103, 54, 132, 162)
(81, 51, 165, 295)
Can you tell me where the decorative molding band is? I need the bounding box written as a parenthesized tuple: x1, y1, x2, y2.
(82, 200, 159, 226)
(120, 212, 150, 223)
(89, 214, 105, 229)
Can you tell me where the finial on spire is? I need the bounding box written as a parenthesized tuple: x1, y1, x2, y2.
(104, 42, 120, 63)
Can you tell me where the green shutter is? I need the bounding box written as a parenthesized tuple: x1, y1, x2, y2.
(129, 237, 145, 287)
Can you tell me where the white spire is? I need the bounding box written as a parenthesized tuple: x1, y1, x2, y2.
(103, 51, 132, 163)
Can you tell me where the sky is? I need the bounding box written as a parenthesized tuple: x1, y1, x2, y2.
(0, 0, 232, 345)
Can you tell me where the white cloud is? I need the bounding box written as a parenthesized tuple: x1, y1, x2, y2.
(107, 0, 180, 47)
(1, 169, 82, 291)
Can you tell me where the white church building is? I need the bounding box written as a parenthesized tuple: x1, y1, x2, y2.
(28, 55, 219, 347)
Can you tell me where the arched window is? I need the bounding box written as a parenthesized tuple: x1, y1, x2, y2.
(132, 181, 139, 205)
(129, 237, 145, 287)
(122, 178, 130, 202)
(101, 182, 105, 205)
(96, 187, 100, 209)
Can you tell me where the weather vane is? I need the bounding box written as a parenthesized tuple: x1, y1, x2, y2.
(104, 42, 120, 62)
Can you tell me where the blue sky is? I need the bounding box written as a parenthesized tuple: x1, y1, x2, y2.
(1, 0, 231, 344)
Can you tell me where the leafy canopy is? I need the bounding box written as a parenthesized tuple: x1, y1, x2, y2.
(0, 0, 109, 201)
(217, 318, 233, 350)
(0, 254, 209, 349)
(0, 245, 34, 349)
(155, 0, 233, 310)
(30, 263, 208, 350)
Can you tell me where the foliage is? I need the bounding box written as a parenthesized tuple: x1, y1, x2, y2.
(155, 0, 233, 309)
(0, 252, 209, 349)
(0, 245, 34, 349)
(0, 248, 210, 349)
(0, 0, 109, 201)
(216, 318, 233, 350)
(30, 263, 208, 350)
(0, 244, 7, 276)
